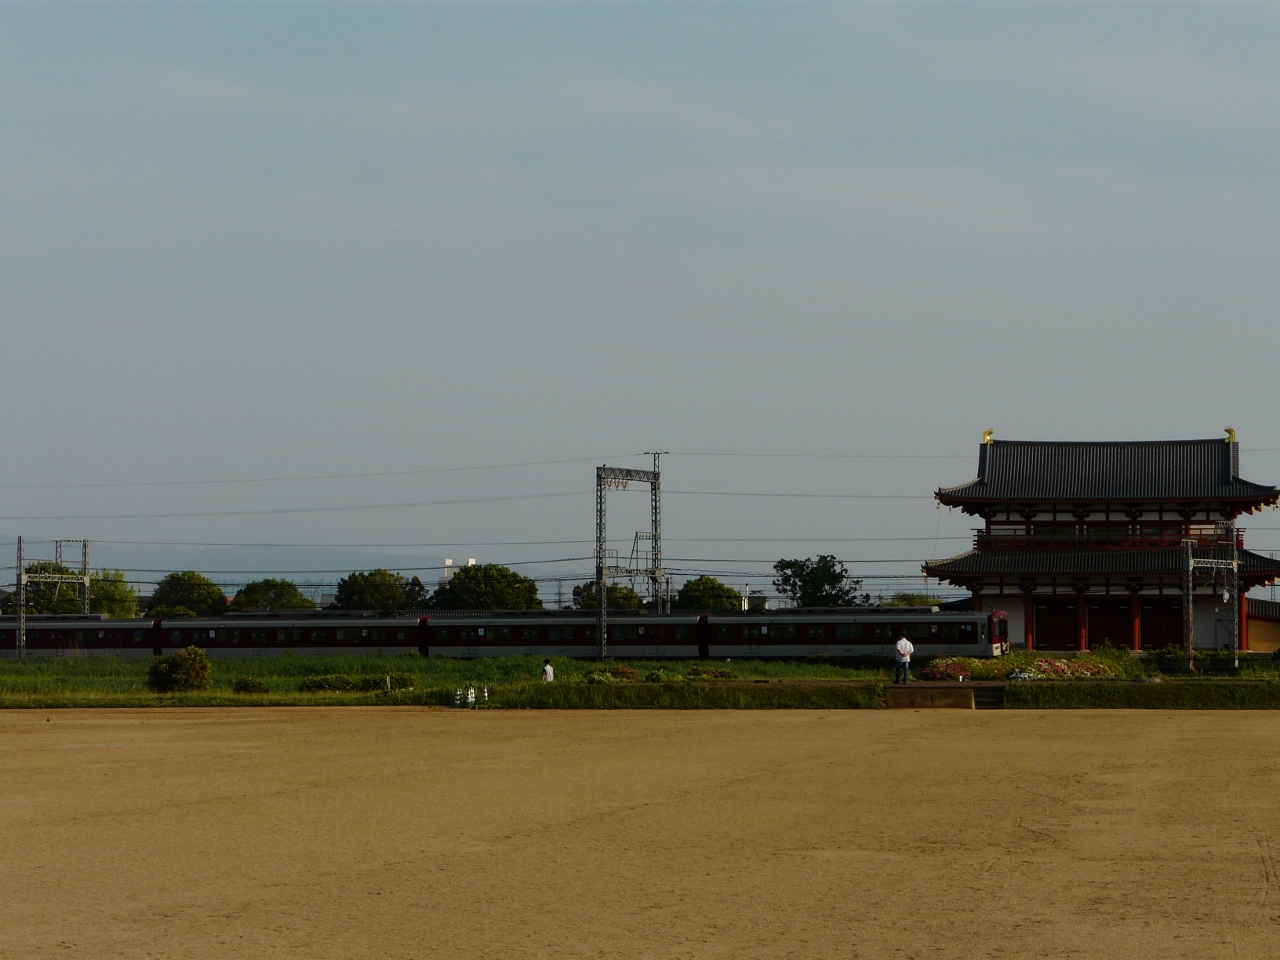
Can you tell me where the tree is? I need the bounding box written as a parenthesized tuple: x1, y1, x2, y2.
(228, 579, 316, 612)
(432, 564, 543, 610)
(572, 580, 642, 611)
(91, 569, 138, 618)
(884, 592, 938, 607)
(674, 576, 742, 611)
(149, 572, 227, 618)
(0, 561, 86, 615)
(333, 569, 429, 611)
(772, 555, 870, 608)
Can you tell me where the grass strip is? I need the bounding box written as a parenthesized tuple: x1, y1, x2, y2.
(1004, 681, 1280, 710)
(0, 682, 884, 710)
(475, 681, 884, 709)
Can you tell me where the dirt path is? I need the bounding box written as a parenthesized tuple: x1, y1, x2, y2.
(1, 708, 1278, 959)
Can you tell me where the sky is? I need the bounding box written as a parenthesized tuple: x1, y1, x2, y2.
(3, 1, 1280, 601)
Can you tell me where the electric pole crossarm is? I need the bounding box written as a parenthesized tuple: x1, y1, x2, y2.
(598, 467, 658, 483)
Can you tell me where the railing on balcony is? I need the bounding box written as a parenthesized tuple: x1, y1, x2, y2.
(974, 525, 1244, 551)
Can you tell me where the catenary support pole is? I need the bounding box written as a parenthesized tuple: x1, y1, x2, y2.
(596, 467, 607, 660)
(16, 537, 25, 660)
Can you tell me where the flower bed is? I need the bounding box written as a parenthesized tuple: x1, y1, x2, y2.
(920, 654, 1126, 681)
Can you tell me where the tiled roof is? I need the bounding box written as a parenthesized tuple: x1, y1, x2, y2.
(936, 439, 1278, 506)
(1248, 597, 1280, 622)
(924, 547, 1280, 583)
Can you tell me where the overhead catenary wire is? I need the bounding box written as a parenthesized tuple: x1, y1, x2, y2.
(3, 535, 971, 548)
(0, 488, 938, 522)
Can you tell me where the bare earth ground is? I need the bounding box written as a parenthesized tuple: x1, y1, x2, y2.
(2, 709, 1279, 960)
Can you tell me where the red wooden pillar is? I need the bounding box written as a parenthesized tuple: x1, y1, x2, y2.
(1023, 592, 1035, 651)
(1130, 593, 1141, 652)
(1240, 590, 1250, 652)
(1077, 592, 1088, 651)
(971, 591, 982, 612)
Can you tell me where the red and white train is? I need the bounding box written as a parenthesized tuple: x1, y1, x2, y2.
(1, 608, 1008, 659)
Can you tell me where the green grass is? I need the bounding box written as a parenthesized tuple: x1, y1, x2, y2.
(480, 681, 884, 709)
(4, 652, 1279, 709)
(0, 653, 892, 696)
(1005, 680, 1280, 709)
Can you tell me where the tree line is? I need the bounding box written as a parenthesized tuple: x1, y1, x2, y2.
(3, 554, 935, 616)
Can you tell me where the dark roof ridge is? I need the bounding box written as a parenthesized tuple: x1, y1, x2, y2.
(937, 437, 1277, 508)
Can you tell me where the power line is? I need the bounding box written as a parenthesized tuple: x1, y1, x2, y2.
(668, 490, 931, 500)
(0, 455, 641, 491)
(0, 490, 586, 522)
(10, 535, 969, 548)
(0, 488, 938, 521)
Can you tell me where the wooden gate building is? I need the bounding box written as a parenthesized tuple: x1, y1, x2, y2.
(924, 434, 1280, 651)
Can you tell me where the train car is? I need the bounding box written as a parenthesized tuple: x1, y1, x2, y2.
(421, 611, 704, 658)
(0, 608, 1008, 659)
(0, 616, 157, 658)
(703, 608, 1008, 658)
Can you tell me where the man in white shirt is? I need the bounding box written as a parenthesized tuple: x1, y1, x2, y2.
(894, 635, 914, 685)
(542, 659, 555, 682)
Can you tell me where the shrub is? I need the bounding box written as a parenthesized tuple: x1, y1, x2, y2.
(685, 665, 738, 681)
(355, 673, 415, 692)
(147, 646, 212, 693)
(232, 677, 269, 694)
(584, 666, 642, 684)
(298, 674, 356, 692)
(645, 669, 667, 683)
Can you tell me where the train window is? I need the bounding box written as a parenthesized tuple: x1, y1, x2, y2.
(936, 624, 961, 640)
(171, 630, 183, 642)
(902, 623, 932, 639)
(132, 630, 144, 642)
(835, 625, 851, 640)
(308, 627, 328, 642)
(396, 629, 407, 641)
(252, 628, 269, 642)
(276, 629, 299, 642)
(489, 627, 512, 641)
(583, 626, 595, 641)
(220, 629, 240, 643)
(717, 625, 734, 640)
(675, 625, 689, 638)
(549, 626, 572, 642)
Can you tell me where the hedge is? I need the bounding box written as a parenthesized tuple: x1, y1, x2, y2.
(1004, 681, 1280, 710)
(469, 681, 883, 709)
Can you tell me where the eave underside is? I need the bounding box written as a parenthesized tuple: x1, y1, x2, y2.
(924, 547, 1280, 589)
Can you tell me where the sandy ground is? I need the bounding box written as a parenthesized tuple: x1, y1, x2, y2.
(2, 709, 1279, 959)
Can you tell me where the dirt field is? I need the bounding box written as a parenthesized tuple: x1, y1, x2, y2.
(2, 709, 1278, 959)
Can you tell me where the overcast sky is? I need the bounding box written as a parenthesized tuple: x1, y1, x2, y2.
(3, 2, 1280, 599)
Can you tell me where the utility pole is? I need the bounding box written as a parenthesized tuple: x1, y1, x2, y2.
(16, 537, 25, 661)
(14, 538, 92, 659)
(595, 458, 664, 659)
(1183, 532, 1240, 670)
(647, 451, 667, 611)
